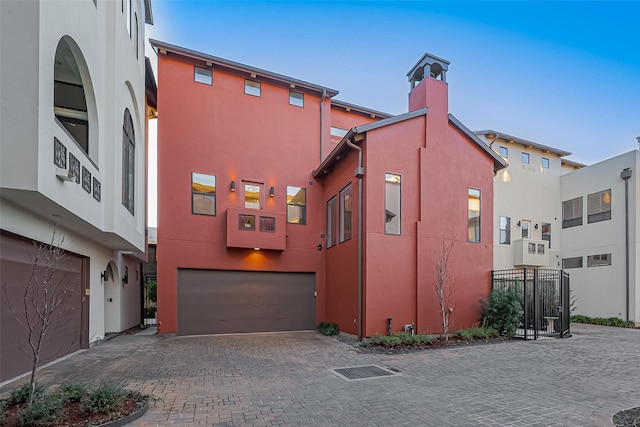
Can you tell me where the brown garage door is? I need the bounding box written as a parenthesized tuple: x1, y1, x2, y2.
(1, 232, 87, 382)
(177, 269, 316, 335)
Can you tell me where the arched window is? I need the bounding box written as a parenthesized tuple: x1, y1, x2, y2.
(54, 39, 89, 154)
(122, 109, 135, 214)
(134, 13, 139, 58)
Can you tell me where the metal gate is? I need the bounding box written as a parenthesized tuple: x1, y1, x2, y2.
(491, 268, 570, 340)
(141, 274, 157, 327)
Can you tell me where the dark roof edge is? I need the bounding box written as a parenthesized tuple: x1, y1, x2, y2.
(449, 115, 507, 172)
(474, 129, 572, 157)
(331, 99, 394, 119)
(312, 108, 428, 178)
(145, 57, 157, 108)
(149, 39, 339, 96)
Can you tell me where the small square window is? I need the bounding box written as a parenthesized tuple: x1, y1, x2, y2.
(522, 152, 530, 164)
(289, 91, 304, 107)
(194, 67, 212, 85)
(245, 80, 261, 97)
(239, 214, 255, 230)
(499, 146, 508, 158)
(542, 157, 550, 168)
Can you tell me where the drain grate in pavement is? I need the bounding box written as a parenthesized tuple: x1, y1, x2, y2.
(330, 365, 399, 381)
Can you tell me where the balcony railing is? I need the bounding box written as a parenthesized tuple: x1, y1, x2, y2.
(226, 207, 286, 250)
(513, 239, 549, 267)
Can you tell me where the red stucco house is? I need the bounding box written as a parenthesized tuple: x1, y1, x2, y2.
(151, 40, 506, 338)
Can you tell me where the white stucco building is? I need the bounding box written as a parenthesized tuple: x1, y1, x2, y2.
(477, 130, 639, 326)
(0, 0, 153, 382)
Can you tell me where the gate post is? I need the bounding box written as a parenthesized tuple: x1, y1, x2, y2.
(533, 268, 539, 340)
(522, 267, 528, 340)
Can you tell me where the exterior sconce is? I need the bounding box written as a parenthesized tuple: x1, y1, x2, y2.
(269, 186, 275, 197)
(317, 243, 323, 250)
(534, 223, 539, 229)
(122, 266, 128, 285)
(517, 221, 521, 227)
(101, 270, 108, 281)
(230, 181, 236, 192)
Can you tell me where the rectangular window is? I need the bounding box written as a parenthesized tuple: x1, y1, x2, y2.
(467, 188, 481, 242)
(587, 253, 611, 267)
(326, 196, 338, 248)
(521, 220, 531, 239)
(562, 256, 583, 269)
(542, 157, 550, 168)
(192, 172, 216, 215)
(541, 222, 551, 248)
(244, 80, 261, 97)
(286, 186, 306, 224)
(385, 173, 401, 235)
(499, 216, 510, 244)
(537, 243, 545, 255)
(499, 146, 508, 158)
(521, 152, 530, 164)
(563, 196, 583, 228)
(528, 243, 536, 254)
(339, 183, 352, 243)
(239, 214, 255, 230)
(330, 127, 348, 138)
(244, 182, 262, 209)
(587, 189, 611, 223)
(259, 216, 276, 232)
(194, 67, 212, 85)
(289, 90, 304, 107)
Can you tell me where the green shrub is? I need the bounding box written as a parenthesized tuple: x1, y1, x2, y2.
(369, 332, 434, 347)
(17, 395, 63, 427)
(146, 280, 157, 303)
(316, 322, 339, 336)
(8, 382, 45, 405)
(571, 315, 635, 328)
(56, 382, 88, 404)
(81, 382, 126, 414)
(457, 327, 499, 340)
(481, 287, 523, 337)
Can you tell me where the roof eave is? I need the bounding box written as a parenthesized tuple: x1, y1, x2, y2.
(474, 129, 572, 157)
(449, 116, 507, 172)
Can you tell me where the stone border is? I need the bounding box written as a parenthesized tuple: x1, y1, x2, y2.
(95, 402, 148, 427)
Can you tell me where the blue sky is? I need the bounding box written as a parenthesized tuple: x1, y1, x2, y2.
(146, 1, 640, 225)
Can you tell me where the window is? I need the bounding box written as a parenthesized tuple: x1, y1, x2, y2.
(563, 256, 583, 269)
(587, 189, 611, 223)
(499, 146, 508, 158)
(521, 152, 530, 164)
(330, 127, 348, 138)
(542, 157, 550, 169)
(244, 80, 261, 96)
(541, 222, 551, 248)
(194, 67, 212, 85)
(239, 214, 255, 230)
(562, 197, 583, 228)
(286, 186, 306, 224)
(192, 173, 216, 215)
(126, 0, 131, 37)
(528, 243, 535, 254)
(499, 216, 510, 244)
(289, 91, 304, 107)
(385, 173, 401, 235)
(467, 189, 481, 242)
(134, 13, 139, 58)
(260, 216, 276, 232)
(587, 253, 611, 267)
(521, 220, 531, 239)
(339, 184, 352, 243)
(537, 244, 545, 255)
(244, 183, 262, 209)
(326, 196, 338, 248)
(122, 109, 135, 214)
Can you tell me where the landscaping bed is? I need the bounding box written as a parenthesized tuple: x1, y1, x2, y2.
(613, 406, 640, 427)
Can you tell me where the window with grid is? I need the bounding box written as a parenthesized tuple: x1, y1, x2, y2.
(562, 197, 583, 228)
(340, 183, 352, 243)
(468, 188, 481, 242)
(562, 256, 583, 269)
(587, 189, 611, 223)
(587, 253, 611, 267)
(499, 216, 510, 244)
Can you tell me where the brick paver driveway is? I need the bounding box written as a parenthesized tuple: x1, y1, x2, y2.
(1, 324, 638, 426)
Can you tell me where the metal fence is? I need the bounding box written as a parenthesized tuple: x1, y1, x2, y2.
(141, 274, 157, 328)
(492, 268, 570, 340)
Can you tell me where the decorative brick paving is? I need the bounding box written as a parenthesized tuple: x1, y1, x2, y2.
(1, 324, 638, 426)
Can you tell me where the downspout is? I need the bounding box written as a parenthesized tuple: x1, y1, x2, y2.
(346, 138, 364, 341)
(621, 168, 632, 321)
(488, 132, 500, 150)
(319, 89, 327, 162)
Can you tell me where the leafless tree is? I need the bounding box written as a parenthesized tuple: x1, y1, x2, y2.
(3, 227, 77, 406)
(434, 239, 456, 341)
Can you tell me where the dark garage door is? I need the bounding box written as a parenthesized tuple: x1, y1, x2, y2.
(177, 269, 316, 335)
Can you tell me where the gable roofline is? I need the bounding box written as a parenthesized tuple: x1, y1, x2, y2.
(449, 116, 507, 172)
(312, 108, 428, 178)
(474, 129, 572, 157)
(561, 158, 586, 169)
(331, 99, 394, 119)
(149, 39, 339, 97)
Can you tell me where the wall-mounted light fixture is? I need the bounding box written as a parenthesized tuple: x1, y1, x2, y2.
(122, 266, 129, 285)
(534, 223, 539, 229)
(269, 186, 275, 197)
(230, 181, 236, 192)
(317, 243, 323, 251)
(101, 270, 109, 282)
(517, 221, 521, 227)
